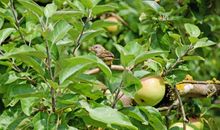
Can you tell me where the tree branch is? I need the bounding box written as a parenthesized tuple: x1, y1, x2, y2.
(45, 40, 56, 112)
(72, 10, 92, 56)
(9, 0, 27, 45)
(174, 85, 188, 129)
(85, 65, 128, 75)
(162, 45, 193, 76)
(111, 80, 124, 108)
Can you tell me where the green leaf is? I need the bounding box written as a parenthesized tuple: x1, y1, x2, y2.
(56, 93, 78, 106)
(80, 0, 94, 8)
(122, 71, 142, 97)
(114, 43, 127, 54)
(121, 107, 148, 125)
(9, 84, 43, 98)
(0, 108, 28, 130)
(0, 17, 4, 29)
(0, 45, 46, 60)
(124, 42, 144, 56)
(48, 20, 72, 44)
(194, 38, 216, 49)
(188, 36, 198, 44)
(32, 112, 48, 129)
(184, 23, 201, 37)
(0, 9, 15, 24)
(68, 82, 103, 100)
(80, 101, 138, 130)
(58, 55, 111, 83)
(18, 0, 43, 16)
(139, 106, 166, 130)
(0, 46, 46, 74)
(44, 3, 57, 18)
(51, 11, 83, 21)
(182, 56, 205, 61)
(92, 4, 116, 15)
(114, 43, 145, 67)
(134, 51, 167, 65)
(80, 29, 105, 43)
(60, 62, 95, 84)
(17, 55, 45, 75)
(121, 54, 135, 67)
(168, 32, 180, 41)
(6, 115, 28, 130)
(0, 28, 15, 44)
(91, 20, 117, 29)
(48, 113, 58, 130)
(21, 97, 38, 116)
(175, 45, 189, 58)
(143, 0, 162, 12)
(0, 108, 19, 129)
(48, 80, 59, 89)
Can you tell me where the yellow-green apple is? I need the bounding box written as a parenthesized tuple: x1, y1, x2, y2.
(134, 76, 165, 106)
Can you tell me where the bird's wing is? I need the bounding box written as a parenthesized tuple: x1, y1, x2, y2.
(97, 50, 114, 65)
(97, 51, 114, 59)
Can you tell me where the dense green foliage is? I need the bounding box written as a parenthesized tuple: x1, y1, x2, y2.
(0, 0, 219, 129)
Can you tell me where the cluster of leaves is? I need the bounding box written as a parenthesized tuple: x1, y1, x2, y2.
(0, 0, 219, 129)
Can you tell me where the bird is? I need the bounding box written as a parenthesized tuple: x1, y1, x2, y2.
(89, 44, 114, 66)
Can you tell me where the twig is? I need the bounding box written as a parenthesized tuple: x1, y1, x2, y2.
(45, 40, 56, 112)
(0, 49, 36, 84)
(174, 85, 188, 129)
(162, 45, 193, 76)
(111, 80, 124, 108)
(165, 99, 179, 126)
(9, 0, 27, 45)
(85, 65, 128, 75)
(72, 10, 92, 56)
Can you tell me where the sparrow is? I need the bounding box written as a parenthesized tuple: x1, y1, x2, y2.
(89, 44, 114, 66)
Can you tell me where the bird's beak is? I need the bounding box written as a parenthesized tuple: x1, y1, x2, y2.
(89, 47, 92, 51)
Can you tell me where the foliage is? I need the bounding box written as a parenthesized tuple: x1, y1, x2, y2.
(0, 0, 219, 129)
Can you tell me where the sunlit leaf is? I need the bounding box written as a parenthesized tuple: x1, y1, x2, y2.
(58, 55, 111, 83)
(175, 45, 189, 58)
(80, 29, 105, 43)
(182, 56, 205, 61)
(18, 0, 43, 16)
(143, 0, 162, 12)
(92, 4, 116, 15)
(184, 23, 200, 37)
(21, 97, 38, 116)
(52, 11, 83, 21)
(194, 39, 216, 49)
(44, 3, 57, 18)
(0, 28, 15, 44)
(80, 101, 138, 130)
(48, 20, 72, 44)
(134, 51, 167, 65)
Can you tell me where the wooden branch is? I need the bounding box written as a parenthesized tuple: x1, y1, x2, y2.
(85, 65, 127, 74)
(177, 82, 220, 97)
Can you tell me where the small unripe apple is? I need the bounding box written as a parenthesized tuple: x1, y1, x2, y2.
(118, 91, 133, 107)
(134, 76, 165, 106)
(169, 121, 203, 130)
(105, 16, 119, 33)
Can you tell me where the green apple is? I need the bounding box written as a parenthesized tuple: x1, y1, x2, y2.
(169, 122, 194, 130)
(105, 16, 119, 33)
(169, 121, 203, 130)
(134, 76, 165, 106)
